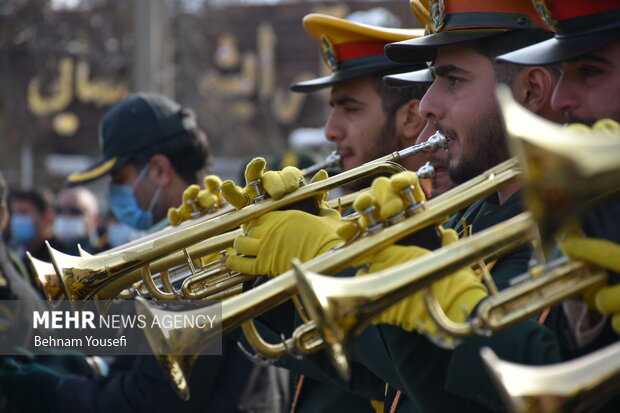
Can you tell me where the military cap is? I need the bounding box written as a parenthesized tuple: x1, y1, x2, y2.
(291, 14, 425, 93)
(498, 1, 620, 65)
(383, 67, 434, 87)
(66, 93, 196, 186)
(383, 1, 434, 87)
(385, 0, 549, 65)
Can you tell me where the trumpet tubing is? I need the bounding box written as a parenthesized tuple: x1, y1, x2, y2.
(50, 229, 240, 308)
(240, 319, 323, 359)
(180, 268, 255, 300)
(481, 341, 620, 413)
(424, 258, 608, 339)
(301, 150, 342, 178)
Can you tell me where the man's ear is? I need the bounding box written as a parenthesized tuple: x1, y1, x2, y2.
(511, 66, 559, 120)
(399, 99, 426, 145)
(148, 154, 174, 187)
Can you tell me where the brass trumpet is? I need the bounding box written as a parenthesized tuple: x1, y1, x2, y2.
(30, 195, 357, 306)
(49, 136, 447, 310)
(480, 341, 620, 413)
(135, 157, 519, 399)
(145, 162, 436, 303)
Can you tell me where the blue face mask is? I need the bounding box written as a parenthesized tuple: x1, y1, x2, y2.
(107, 221, 144, 248)
(109, 165, 162, 230)
(10, 214, 37, 245)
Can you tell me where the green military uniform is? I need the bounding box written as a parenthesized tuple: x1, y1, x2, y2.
(346, 192, 560, 412)
(244, 302, 384, 413)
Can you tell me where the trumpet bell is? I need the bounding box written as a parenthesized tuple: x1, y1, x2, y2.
(27, 253, 64, 302)
(293, 260, 363, 381)
(481, 341, 620, 413)
(134, 297, 221, 401)
(496, 86, 620, 252)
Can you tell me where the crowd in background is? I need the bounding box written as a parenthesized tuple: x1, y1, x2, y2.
(3, 183, 142, 294)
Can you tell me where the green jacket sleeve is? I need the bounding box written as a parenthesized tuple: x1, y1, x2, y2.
(445, 319, 562, 409)
(376, 324, 489, 413)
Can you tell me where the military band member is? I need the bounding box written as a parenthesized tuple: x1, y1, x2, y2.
(235, 14, 436, 412)
(351, 1, 566, 410)
(291, 13, 431, 192)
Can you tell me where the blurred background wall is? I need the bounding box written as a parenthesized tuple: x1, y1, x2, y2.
(0, 0, 420, 193)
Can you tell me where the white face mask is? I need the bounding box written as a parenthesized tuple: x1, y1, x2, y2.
(53, 216, 88, 243)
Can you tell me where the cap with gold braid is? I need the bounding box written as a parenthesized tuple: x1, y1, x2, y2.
(291, 14, 425, 93)
(498, 0, 620, 65)
(385, 0, 550, 65)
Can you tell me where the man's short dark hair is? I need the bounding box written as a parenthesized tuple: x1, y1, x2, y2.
(473, 29, 560, 85)
(371, 70, 430, 117)
(127, 109, 212, 185)
(9, 189, 54, 214)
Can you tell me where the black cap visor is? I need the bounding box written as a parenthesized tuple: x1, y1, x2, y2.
(498, 26, 620, 65)
(385, 29, 508, 65)
(384, 68, 433, 86)
(291, 55, 418, 93)
(65, 152, 132, 186)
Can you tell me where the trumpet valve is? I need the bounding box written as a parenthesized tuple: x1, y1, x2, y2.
(185, 198, 203, 219)
(247, 179, 269, 203)
(360, 204, 384, 233)
(400, 184, 422, 215)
